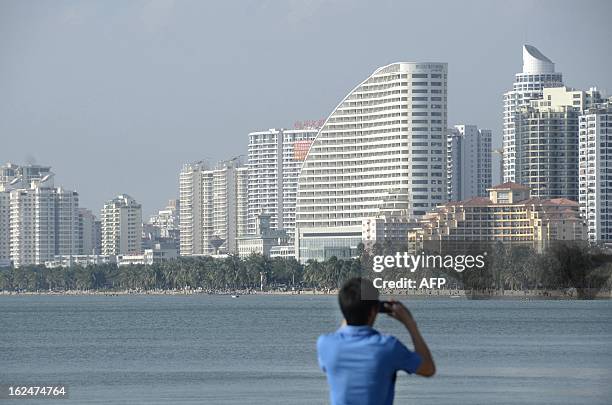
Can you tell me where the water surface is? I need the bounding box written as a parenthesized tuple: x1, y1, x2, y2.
(1, 295, 610, 404)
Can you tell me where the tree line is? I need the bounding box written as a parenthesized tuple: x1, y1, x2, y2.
(1, 242, 611, 298)
(0, 254, 362, 293)
(361, 241, 612, 298)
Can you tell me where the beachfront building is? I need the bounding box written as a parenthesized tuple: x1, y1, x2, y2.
(148, 199, 180, 241)
(579, 100, 612, 243)
(361, 216, 418, 252)
(45, 254, 116, 268)
(93, 220, 102, 255)
(447, 125, 492, 201)
(492, 148, 504, 185)
(0, 162, 52, 190)
(179, 160, 248, 256)
(296, 62, 447, 262)
(247, 127, 318, 240)
(111, 242, 180, 267)
(514, 86, 603, 201)
(408, 182, 586, 253)
(101, 194, 142, 256)
(269, 245, 296, 259)
(236, 167, 249, 239)
(237, 213, 288, 258)
(0, 190, 10, 267)
(9, 174, 80, 267)
(78, 208, 97, 255)
(503, 45, 564, 184)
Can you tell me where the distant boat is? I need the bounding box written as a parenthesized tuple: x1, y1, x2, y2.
(231, 295, 239, 298)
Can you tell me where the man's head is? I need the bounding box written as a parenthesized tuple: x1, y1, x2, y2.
(338, 278, 380, 326)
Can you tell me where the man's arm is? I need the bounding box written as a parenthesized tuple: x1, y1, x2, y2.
(387, 300, 436, 377)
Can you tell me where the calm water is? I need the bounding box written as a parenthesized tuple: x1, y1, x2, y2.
(1, 295, 611, 404)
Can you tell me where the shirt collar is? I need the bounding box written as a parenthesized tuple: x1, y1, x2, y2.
(338, 325, 377, 336)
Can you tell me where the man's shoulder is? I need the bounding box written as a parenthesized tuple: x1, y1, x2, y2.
(374, 332, 403, 350)
(317, 332, 339, 347)
(317, 329, 400, 347)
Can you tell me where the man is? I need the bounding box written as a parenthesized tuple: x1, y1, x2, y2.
(317, 278, 435, 405)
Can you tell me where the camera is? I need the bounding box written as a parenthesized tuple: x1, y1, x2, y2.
(378, 301, 392, 313)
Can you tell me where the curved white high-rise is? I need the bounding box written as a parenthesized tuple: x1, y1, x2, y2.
(503, 45, 563, 183)
(296, 62, 447, 262)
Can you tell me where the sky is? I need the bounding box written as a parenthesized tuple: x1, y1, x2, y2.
(1, 0, 611, 217)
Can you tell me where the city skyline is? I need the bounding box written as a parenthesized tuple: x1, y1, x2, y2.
(2, 0, 611, 216)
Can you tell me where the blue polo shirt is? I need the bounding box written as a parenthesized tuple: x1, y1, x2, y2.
(317, 325, 422, 405)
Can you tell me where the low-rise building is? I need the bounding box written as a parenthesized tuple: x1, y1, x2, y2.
(143, 242, 178, 264)
(237, 214, 288, 258)
(116, 254, 146, 266)
(409, 182, 586, 253)
(269, 245, 296, 259)
(362, 216, 418, 251)
(117, 242, 179, 266)
(45, 255, 116, 268)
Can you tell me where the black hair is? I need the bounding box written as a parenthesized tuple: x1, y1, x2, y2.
(338, 277, 380, 326)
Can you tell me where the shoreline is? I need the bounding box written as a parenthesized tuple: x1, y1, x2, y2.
(1, 288, 610, 299)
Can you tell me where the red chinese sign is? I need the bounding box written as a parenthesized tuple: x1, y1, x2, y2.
(293, 119, 325, 130)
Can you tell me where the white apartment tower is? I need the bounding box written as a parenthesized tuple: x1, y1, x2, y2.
(247, 128, 318, 239)
(179, 160, 248, 256)
(296, 62, 447, 262)
(0, 191, 10, 266)
(236, 167, 249, 238)
(9, 174, 80, 267)
(447, 125, 492, 201)
(579, 100, 612, 243)
(503, 45, 564, 183)
(101, 194, 142, 256)
(514, 86, 603, 200)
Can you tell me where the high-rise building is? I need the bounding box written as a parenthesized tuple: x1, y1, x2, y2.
(579, 100, 612, 243)
(236, 166, 249, 239)
(93, 220, 102, 255)
(514, 86, 603, 200)
(492, 148, 504, 185)
(56, 188, 80, 257)
(0, 190, 10, 266)
(78, 208, 97, 255)
(296, 62, 447, 262)
(179, 160, 247, 256)
(447, 125, 492, 201)
(101, 194, 142, 256)
(0, 162, 52, 190)
(148, 199, 180, 240)
(9, 174, 79, 267)
(179, 163, 202, 256)
(247, 128, 318, 240)
(503, 45, 564, 184)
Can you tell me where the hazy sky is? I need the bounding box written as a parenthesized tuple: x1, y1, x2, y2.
(2, 0, 611, 217)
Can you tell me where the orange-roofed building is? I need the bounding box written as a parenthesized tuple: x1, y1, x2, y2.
(408, 182, 586, 253)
